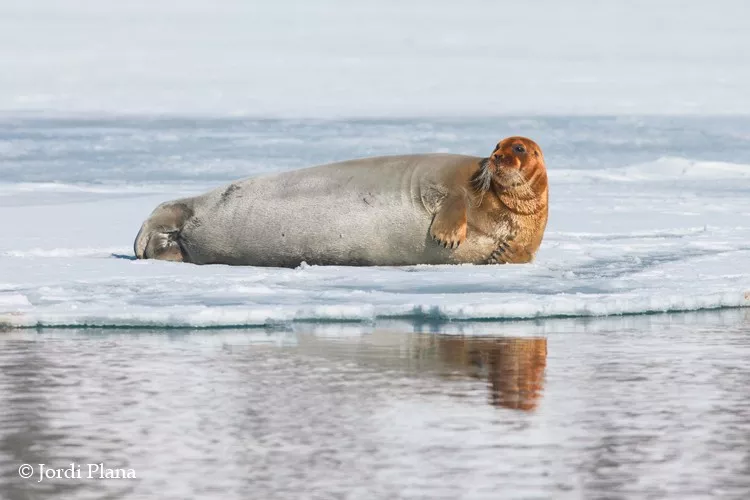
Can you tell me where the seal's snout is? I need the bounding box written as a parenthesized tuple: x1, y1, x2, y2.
(490, 153, 506, 165)
(491, 152, 518, 170)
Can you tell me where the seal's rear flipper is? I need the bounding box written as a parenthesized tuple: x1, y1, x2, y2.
(134, 202, 193, 262)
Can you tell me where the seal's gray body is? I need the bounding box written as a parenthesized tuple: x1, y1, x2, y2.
(135, 154, 496, 267)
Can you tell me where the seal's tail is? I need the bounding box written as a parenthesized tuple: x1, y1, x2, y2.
(134, 202, 193, 262)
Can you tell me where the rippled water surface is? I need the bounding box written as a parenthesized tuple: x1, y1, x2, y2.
(2, 310, 749, 499)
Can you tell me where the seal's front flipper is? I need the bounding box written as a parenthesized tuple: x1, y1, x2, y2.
(487, 240, 513, 264)
(487, 232, 533, 264)
(430, 196, 468, 249)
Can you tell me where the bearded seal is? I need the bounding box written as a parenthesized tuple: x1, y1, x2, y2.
(134, 136, 549, 267)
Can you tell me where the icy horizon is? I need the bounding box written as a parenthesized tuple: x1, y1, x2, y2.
(2, 0, 749, 117)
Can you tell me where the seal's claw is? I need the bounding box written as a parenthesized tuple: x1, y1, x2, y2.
(430, 225, 467, 251)
(431, 232, 465, 251)
(488, 238, 521, 264)
(488, 251, 508, 265)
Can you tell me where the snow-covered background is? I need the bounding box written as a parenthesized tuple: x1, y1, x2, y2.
(1, 1, 750, 328)
(2, 0, 750, 116)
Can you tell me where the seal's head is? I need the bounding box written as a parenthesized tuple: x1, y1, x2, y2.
(474, 137, 546, 191)
(487, 136, 545, 189)
(473, 136, 548, 217)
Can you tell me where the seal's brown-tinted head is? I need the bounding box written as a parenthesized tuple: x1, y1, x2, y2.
(474, 137, 545, 190)
(486, 136, 546, 190)
(473, 136, 548, 218)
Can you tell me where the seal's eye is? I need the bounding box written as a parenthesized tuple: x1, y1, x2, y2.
(513, 144, 526, 154)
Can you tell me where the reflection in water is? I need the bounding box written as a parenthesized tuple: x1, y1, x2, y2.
(434, 337, 547, 410)
(1, 310, 749, 500)
(293, 332, 548, 411)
